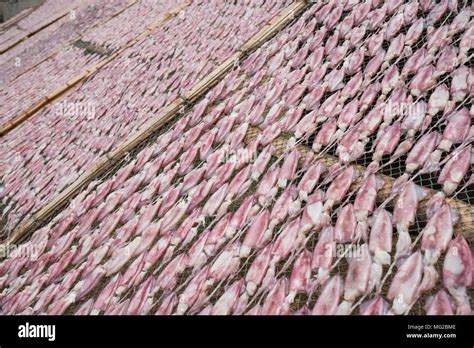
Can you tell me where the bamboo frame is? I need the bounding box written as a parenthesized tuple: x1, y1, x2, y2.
(0, 8, 75, 54)
(0, 0, 192, 137)
(2, 0, 308, 246)
(244, 126, 474, 241)
(0, 0, 139, 85)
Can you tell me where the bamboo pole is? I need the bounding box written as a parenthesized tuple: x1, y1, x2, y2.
(244, 126, 474, 241)
(2, 0, 308, 246)
(0, 0, 193, 137)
